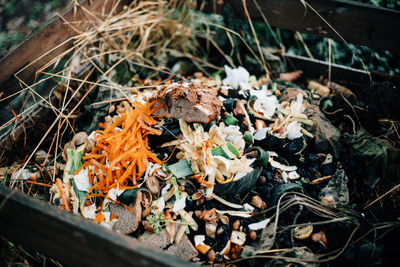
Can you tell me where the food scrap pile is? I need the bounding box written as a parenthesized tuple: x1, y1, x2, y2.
(1, 48, 398, 267)
(16, 64, 389, 265)
(2, 1, 400, 265)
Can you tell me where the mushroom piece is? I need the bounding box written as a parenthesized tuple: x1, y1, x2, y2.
(34, 150, 49, 164)
(146, 175, 160, 194)
(72, 131, 88, 147)
(250, 195, 267, 210)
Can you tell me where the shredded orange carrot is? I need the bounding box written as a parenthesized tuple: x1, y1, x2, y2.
(76, 101, 166, 200)
(94, 212, 105, 223)
(56, 178, 71, 212)
(25, 180, 52, 188)
(110, 213, 118, 221)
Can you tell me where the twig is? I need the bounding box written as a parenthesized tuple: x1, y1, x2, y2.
(310, 175, 332, 185)
(363, 183, 400, 209)
(242, 0, 269, 76)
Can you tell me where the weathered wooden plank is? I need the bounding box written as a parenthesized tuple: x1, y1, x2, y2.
(0, 185, 192, 267)
(283, 53, 400, 86)
(0, 0, 129, 101)
(224, 0, 400, 52)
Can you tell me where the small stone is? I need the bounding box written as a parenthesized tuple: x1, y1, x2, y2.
(257, 175, 267, 185)
(249, 230, 257, 240)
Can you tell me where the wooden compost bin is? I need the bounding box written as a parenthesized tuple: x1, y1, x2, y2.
(0, 0, 399, 266)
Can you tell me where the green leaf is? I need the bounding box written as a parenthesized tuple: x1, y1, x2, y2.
(70, 178, 87, 207)
(67, 148, 84, 174)
(226, 142, 240, 157)
(244, 131, 254, 144)
(212, 146, 228, 158)
(214, 167, 262, 195)
(72, 151, 84, 174)
(168, 160, 194, 178)
(247, 146, 269, 167)
(212, 142, 240, 159)
(171, 176, 180, 199)
(224, 115, 238, 125)
(322, 99, 333, 110)
(118, 189, 142, 205)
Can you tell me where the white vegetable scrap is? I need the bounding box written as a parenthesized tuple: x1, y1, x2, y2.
(213, 156, 254, 181)
(253, 127, 270, 141)
(290, 93, 306, 116)
(288, 171, 300, 180)
(282, 171, 289, 183)
(174, 119, 256, 197)
(230, 231, 247, 246)
(243, 203, 255, 212)
(322, 154, 333, 165)
(286, 121, 303, 140)
(194, 235, 206, 246)
(253, 95, 278, 119)
(250, 86, 278, 118)
(139, 162, 163, 187)
(151, 197, 165, 214)
(249, 86, 271, 99)
(172, 194, 187, 212)
(129, 93, 146, 105)
(220, 124, 246, 153)
(82, 204, 97, 219)
(248, 218, 271, 231)
(282, 170, 300, 183)
(222, 65, 250, 89)
(216, 209, 253, 218)
(269, 157, 297, 172)
(107, 188, 125, 201)
(73, 168, 91, 191)
(233, 158, 256, 181)
(13, 168, 34, 180)
(161, 183, 172, 196)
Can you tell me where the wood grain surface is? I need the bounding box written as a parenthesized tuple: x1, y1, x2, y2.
(0, 185, 192, 267)
(225, 0, 400, 52)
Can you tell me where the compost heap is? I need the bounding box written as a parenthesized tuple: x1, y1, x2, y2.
(2, 2, 400, 266)
(29, 66, 396, 265)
